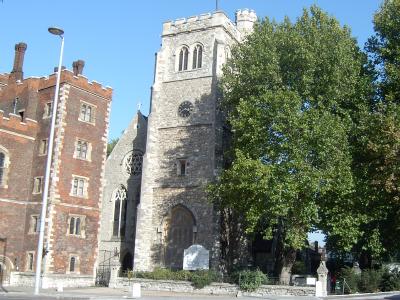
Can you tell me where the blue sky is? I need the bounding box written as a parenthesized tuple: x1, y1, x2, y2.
(0, 1, 381, 142)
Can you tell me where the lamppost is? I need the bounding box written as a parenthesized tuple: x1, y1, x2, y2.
(34, 26, 64, 295)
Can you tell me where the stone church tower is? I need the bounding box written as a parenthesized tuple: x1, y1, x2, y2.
(99, 9, 257, 274)
(134, 10, 256, 271)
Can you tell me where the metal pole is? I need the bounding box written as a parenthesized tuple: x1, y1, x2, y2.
(34, 34, 64, 295)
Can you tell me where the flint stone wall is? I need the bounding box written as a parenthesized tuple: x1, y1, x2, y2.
(111, 277, 315, 297)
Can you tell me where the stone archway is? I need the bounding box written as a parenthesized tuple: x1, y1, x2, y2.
(121, 252, 133, 273)
(163, 205, 195, 269)
(0, 255, 13, 285)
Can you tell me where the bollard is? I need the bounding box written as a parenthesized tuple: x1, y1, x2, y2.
(56, 282, 63, 292)
(131, 282, 141, 298)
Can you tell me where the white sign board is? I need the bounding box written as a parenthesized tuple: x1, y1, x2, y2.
(306, 277, 316, 285)
(183, 244, 209, 270)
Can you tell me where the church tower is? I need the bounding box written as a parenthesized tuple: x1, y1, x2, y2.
(133, 10, 256, 271)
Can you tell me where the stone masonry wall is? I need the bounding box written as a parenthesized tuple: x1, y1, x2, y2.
(134, 11, 242, 271)
(98, 112, 147, 270)
(111, 277, 315, 297)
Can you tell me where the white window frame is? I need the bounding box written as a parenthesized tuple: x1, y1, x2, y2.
(74, 139, 91, 161)
(0, 147, 10, 188)
(78, 101, 96, 124)
(29, 214, 40, 234)
(67, 214, 85, 237)
(26, 251, 35, 271)
(70, 175, 89, 198)
(43, 102, 52, 119)
(39, 139, 48, 156)
(67, 254, 79, 274)
(33, 176, 43, 194)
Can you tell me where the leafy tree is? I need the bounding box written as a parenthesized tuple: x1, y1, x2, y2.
(347, 0, 400, 262)
(107, 138, 119, 157)
(209, 6, 372, 281)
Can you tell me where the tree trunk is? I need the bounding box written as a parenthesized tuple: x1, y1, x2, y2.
(274, 246, 296, 284)
(272, 219, 296, 284)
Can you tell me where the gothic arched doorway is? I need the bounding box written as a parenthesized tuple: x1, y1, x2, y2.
(163, 205, 195, 269)
(121, 252, 133, 273)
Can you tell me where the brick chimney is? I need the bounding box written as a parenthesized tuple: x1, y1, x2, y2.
(54, 66, 66, 73)
(72, 60, 85, 76)
(10, 42, 27, 82)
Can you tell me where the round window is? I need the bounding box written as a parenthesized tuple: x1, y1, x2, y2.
(124, 151, 143, 176)
(178, 101, 194, 118)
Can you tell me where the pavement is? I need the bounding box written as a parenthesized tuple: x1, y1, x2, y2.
(0, 286, 398, 300)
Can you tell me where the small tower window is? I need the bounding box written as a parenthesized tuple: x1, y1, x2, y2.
(178, 47, 189, 71)
(177, 159, 189, 176)
(192, 44, 203, 69)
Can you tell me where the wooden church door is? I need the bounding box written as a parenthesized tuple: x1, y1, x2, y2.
(163, 205, 195, 269)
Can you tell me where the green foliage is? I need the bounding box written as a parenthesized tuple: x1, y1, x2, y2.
(291, 261, 307, 275)
(368, 0, 400, 102)
(359, 269, 383, 293)
(130, 268, 217, 289)
(107, 138, 119, 157)
(342, 0, 400, 260)
(231, 269, 268, 292)
(380, 268, 400, 291)
(191, 270, 218, 289)
(340, 267, 360, 293)
(133, 267, 191, 281)
(209, 5, 372, 276)
(339, 267, 400, 293)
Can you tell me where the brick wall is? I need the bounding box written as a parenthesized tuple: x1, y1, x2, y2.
(0, 63, 112, 283)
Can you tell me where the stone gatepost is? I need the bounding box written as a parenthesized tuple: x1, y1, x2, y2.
(109, 266, 120, 288)
(316, 260, 328, 297)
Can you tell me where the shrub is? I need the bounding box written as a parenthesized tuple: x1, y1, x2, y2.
(380, 268, 400, 292)
(340, 267, 360, 293)
(130, 268, 218, 288)
(359, 269, 383, 293)
(231, 269, 268, 292)
(191, 270, 218, 289)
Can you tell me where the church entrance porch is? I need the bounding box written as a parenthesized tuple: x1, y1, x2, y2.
(163, 205, 196, 269)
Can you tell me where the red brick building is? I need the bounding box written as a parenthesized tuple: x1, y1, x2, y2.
(0, 43, 112, 287)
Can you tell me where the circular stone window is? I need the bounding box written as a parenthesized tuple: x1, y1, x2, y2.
(178, 101, 194, 118)
(124, 151, 143, 176)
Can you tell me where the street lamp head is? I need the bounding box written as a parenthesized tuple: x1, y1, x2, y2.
(48, 27, 64, 36)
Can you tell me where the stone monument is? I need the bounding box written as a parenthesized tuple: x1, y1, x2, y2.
(183, 244, 209, 270)
(316, 260, 328, 297)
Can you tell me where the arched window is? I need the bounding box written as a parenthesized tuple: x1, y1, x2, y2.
(112, 185, 127, 238)
(178, 47, 189, 71)
(0, 152, 5, 186)
(192, 44, 203, 69)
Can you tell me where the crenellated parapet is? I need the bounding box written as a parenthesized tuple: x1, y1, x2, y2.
(235, 9, 257, 36)
(162, 11, 241, 41)
(39, 69, 113, 100)
(0, 109, 38, 138)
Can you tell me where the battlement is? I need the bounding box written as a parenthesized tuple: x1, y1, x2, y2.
(235, 9, 257, 22)
(162, 11, 241, 41)
(38, 69, 113, 99)
(0, 109, 38, 137)
(235, 9, 257, 36)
